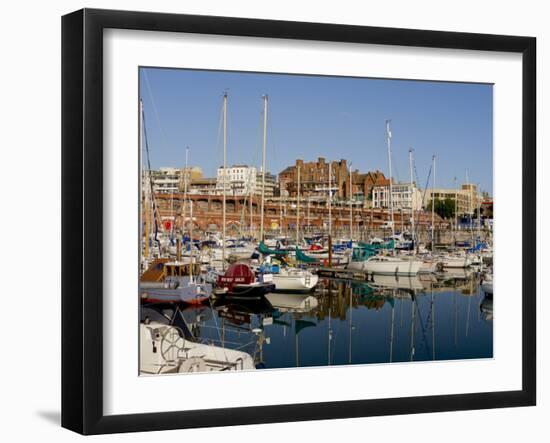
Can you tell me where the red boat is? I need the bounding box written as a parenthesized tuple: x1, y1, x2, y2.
(217, 263, 275, 299)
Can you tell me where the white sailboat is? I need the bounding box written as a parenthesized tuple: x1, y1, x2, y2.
(363, 121, 422, 276)
(140, 322, 255, 374)
(271, 267, 319, 292)
(440, 252, 472, 268)
(363, 255, 422, 275)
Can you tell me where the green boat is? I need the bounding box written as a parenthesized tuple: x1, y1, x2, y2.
(295, 247, 319, 264)
(258, 241, 288, 256)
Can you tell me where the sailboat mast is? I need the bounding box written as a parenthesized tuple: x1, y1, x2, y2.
(260, 95, 268, 241)
(431, 155, 436, 253)
(328, 162, 332, 237)
(477, 182, 481, 239)
(454, 176, 458, 233)
(140, 99, 149, 259)
(189, 200, 194, 281)
(349, 163, 353, 241)
(249, 170, 253, 236)
(296, 164, 301, 243)
(386, 121, 395, 242)
(465, 169, 471, 230)
(307, 197, 310, 232)
(182, 146, 189, 235)
(408, 148, 414, 239)
(279, 177, 283, 234)
(389, 290, 395, 363)
(222, 92, 227, 270)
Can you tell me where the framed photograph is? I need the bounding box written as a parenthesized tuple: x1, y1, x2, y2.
(62, 8, 536, 435)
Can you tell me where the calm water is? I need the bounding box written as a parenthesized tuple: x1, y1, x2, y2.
(181, 271, 493, 369)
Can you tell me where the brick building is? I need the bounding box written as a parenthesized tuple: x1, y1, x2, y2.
(278, 157, 350, 200)
(342, 170, 388, 203)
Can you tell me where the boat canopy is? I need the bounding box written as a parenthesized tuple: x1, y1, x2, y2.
(295, 247, 319, 263)
(358, 239, 395, 250)
(258, 241, 288, 256)
(351, 247, 376, 261)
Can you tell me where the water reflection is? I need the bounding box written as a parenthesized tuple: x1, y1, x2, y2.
(186, 270, 493, 369)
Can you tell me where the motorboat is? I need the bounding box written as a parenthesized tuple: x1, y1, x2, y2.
(216, 263, 275, 299)
(140, 259, 210, 304)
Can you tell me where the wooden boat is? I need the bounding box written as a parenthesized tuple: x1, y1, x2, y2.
(140, 259, 210, 304)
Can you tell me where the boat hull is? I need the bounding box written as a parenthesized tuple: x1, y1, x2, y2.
(365, 258, 422, 275)
(224, 282, 276, 300)
(140, 279, 212, 305)
(441, 256, 471, 268)
(272, 273, 319, 292)
(348, 258, 421, 275)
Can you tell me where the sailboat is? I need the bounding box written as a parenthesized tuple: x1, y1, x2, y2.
(270, 267, 319, 292)
(251, 95, 319, 293)
(440, 251, 472, 268)
(140, 303, 255, 374)
(360, 122, 422, 276)
(139, 104, 211, 304)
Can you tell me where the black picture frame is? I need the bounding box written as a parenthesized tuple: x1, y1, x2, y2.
(62, 8, 536, 435)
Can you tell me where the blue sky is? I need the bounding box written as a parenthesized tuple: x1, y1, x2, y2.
(139, 67, 493, 194)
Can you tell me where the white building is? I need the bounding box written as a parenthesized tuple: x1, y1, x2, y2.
(216, 165, 257, 195)
(216, 165, 276, 197)
(372, 182, 423, 211)
(423, 184, 482, 217)
(149, 166, 203, 194)
(150, 167, 181, 193)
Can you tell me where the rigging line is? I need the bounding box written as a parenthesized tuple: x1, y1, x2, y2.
(205, 298, 230, 363)
(143, 70, 177, 237)
(142, 70, 171, 158)
(391, 146, 401, 184)
(413, 163, 433, 241)
(141, 107, 163, 243)
(266, 100, 277, 171)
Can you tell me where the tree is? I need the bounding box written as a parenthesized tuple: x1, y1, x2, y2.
(426, 197, 455, 220)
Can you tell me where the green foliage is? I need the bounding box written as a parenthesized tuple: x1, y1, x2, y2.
(426, 197, 456, 219)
